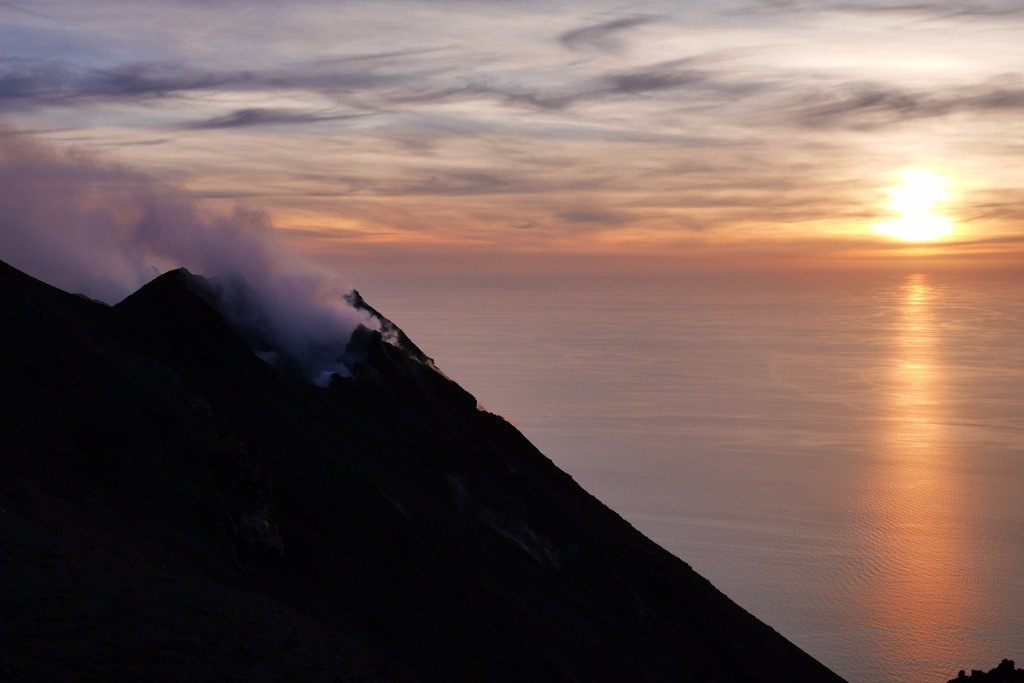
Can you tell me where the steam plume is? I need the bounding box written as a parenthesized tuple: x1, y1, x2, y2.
(0, 126, 374, 385)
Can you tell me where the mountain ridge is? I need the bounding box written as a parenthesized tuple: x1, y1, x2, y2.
(0, 258, 844, 681)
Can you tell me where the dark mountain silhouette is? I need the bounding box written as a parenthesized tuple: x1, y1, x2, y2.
(0, 259, 844, 681)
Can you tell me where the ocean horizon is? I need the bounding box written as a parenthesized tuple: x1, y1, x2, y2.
(352, 265, 1024, 683)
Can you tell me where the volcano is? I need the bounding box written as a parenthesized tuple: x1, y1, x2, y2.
(0, 259, 843, 681)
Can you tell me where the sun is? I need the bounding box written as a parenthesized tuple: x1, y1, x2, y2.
(874, 168, 954, 242)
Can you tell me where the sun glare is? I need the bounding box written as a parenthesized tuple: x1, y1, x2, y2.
(874, 168, 954, 242)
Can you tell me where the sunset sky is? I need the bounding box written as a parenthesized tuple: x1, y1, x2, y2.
(2, 0, 1023, 272)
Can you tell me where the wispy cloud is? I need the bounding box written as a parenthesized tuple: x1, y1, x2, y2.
(184, 108, 365, 130)
(383, 57, 742, 113)
(555, 207, 631, 226)
(0, 61, 240, 106)
(832, 1, 1024, 18)
(743, 0, 1024, 19)
(558, 15, 660, 52)
(603, 61, 709, 95)
(0, 52, 436, 109)
(788, 79, 1024, 129)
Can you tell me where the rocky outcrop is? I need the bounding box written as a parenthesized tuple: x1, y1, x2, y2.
(950, 660, 1024, 682)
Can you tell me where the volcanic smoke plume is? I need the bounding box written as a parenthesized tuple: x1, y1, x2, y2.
(0, 126, 375, 384)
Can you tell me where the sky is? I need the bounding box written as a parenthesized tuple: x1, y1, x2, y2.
(1, 0, 1023, 276)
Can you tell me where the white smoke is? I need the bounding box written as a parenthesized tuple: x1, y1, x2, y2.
(0, 126, 375, 385)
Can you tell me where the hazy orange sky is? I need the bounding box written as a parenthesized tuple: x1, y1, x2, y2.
(1, 1, 1022, 272)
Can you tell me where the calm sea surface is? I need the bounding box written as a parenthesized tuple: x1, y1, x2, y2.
(353, 267, 1024, 683)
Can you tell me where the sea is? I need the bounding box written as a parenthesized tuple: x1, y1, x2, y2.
(347, 264, 1024, 683)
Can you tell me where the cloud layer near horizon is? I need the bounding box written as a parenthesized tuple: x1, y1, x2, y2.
(1, 0, 1022, 261)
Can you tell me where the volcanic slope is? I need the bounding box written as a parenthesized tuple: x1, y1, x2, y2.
(0, 259, 844, 682)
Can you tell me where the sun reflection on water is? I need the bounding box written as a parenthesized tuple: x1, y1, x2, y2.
(862, 273, 974, 678)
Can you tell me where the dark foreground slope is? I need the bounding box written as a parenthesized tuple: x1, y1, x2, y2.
(0, 260, 843, 682)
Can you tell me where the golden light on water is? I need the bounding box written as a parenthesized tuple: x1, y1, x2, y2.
(874, 169, 955, 242)
(861, 273, 975, 678)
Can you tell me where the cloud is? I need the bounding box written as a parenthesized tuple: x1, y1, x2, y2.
(382, 169, 544, 197)
(0, 61, 244, 107)
(0, 124, 375, 384)
(555, 207, 629, 226)
(386, 81, 580, 112)
(602, 62, 710, 95)
(88, 63, 244, 98)
(383, 59, 724, 114)
(742, 0, 1024, 19)
(790, 79, 1024, 129)
(558, 16, 660, 53)
(831, 1, 1024, 18)
(0, 51, 435, 110)
(183, 107, 365, 129)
